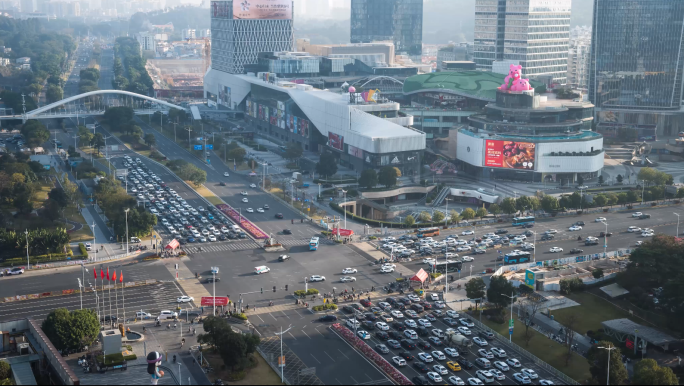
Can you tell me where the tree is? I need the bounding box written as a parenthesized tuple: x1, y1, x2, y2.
(529, 197, 541, 215)
(91, 133, 105, 156)
(540, 195, 559, 213)
(594, 194, 607, 209)
(633, 358, 678, 385)
(0, 361, 10, 383)
(627, 190, 640, 203)
(489, 204, 501, 217)
(587, 341, 628, 385)
(433, 211, 445, 223)
(592, 268, 604, 280)
(41, 308, 99, 352)
(449, 210, 460, 224)
(46, 84, 63, 103)
(283, 142, 303, 162)
(461, 208, 475, 220)
(475, 207, 488, 219)
(228, 147, 246, 164)
(378, 166, 398, 188)
(563, 313, 579, 366)
(598, 175, 604, 185)
(616, 174, 623, 184)
(358, 169, 378, 189)
(516, 196, 531, 214)
(103, 106, 135, 128)
(197, 316, 260, 371)
(487, 275, 516, 309)
(315, 153, 337, 177)
(48, 187, 69, 208)
(520, 296, 543, 347)
(144, 133, 156, 147)
(465, 277, 486, 310)
(577, 175, 584, 186)
(418, 211, 431, 223)
(404, 215, 415, 227)
(501, 197, 517, 215)
(21, 120, 50, 148)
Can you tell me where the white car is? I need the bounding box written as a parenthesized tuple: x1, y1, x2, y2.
(136, 311, 152, 318)
(342, 268, 358, 274)
(490, 369, 505, 381)
(427, 372, 443, 383)
(595, 217, 606, 222)
(513, 373, 531, 385)
(641, 231, 655, 237)
(357, 330, 370, 340)
(250, 183, 257, 188)
(449, 376, 466, 385)
(380, 266, 395, 273)
(433, 364, 448, 374)
(472, 337, 487, 347)
(418, 352, 434, 363)
(457, 326, 471, 335)
(506, 358, 522, 368)
(242, 198, 249, 203)
(478, 349, 494, 359)
(177, 296, 194, 303)
(476, 370, 494, 383)
(432, 350, 447, 361)
(628, 226, 642, 233)
(246, 208, 254, 213)
(346, 319, 361, 329)
(467, 378, 484, 386)
(549, 247, 563, 253)
(545, 229, 558, 234)
(539, 380, 555, 385)
(404, 319, 417, 328)
(418, 319, 432, 327)
(632, 212, 643, 217)
(375, 322, 390, 331)
(240, 191, 248, 196)
(444, 347, 459, 358)
(408, 294, 421, 302)
(457, 246, 471, 252)
(491, 347, 507, 358)
(404, 330, 418, 339)
(208, 235, 217, 242)
(462, 230, 474, 235)
(391, 310, 404, 319)
(462, 256, 474, 262)
(223, 172, 230, 177)
(340, 276, 356, 283)
(568, 225, 582, 231)
(434, 301, 445, 309)
(257, 208, 265, 213)
(636, 241, 643, 246)
(459, 318, 474, 327)
(446, 310, 459, 318)
(430, 293, 440, 301)
(521, 369, 538, 379)
(423, 258, 436, 264)
(494, 361, 509, 371)
(392, 356, 407, 367)
(309, 275, 325, 282)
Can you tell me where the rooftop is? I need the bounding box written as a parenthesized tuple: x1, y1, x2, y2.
(403, 71, 545, 101)
(602, 318, 677, 346)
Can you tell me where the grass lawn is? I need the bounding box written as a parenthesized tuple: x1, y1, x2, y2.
(551, 292, 635, 336)
(481, 316, 591, 383)
(63, 207, 92, 242)
(204, 352, 281, 385)
(191, 183, 224, 206)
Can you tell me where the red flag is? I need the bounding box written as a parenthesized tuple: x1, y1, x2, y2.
(94, 269, 97, 279)
(112, 270, 117, 282)
(106, 267, 110, 281)
(119, 271, 123, 283)
(100, 268, 104, 279)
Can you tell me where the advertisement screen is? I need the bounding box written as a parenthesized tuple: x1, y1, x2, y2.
(218, 84, 231, 108)
(233, 0, 292, 20)
(329, 132, 344, 151)
(485, 140, 536, 170)
(348, 145, 363, 159)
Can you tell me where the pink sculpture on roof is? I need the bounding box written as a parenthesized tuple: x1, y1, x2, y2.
(499, 64, 522, 91)
(510, 78, 533, 92)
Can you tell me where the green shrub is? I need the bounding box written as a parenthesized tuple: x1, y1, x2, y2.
(123, 354, 137, 361)
(414, 289, 424, 295)
(321, 231, 331, 236)
(430, 273, 442, 279)
(233, 313, 247, 320)
(306, 289, 319, 295)
(78, 243, 88, 258)
(294, 290, 306, 296)
(312, 304, 338, 311)
(396, 278, 405, 282)
(329, 202, 442, 228)
(226, 370, 246, 381)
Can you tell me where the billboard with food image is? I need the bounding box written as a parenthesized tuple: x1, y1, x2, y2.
(485, 140, 536, 170)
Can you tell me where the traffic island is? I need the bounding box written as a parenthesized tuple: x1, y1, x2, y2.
(263, 236, 286, 252)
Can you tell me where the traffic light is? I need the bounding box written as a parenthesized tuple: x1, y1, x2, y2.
(261, 288, 263, 294)
(273, 286, 276, 292)
(285, 284, 288, 291)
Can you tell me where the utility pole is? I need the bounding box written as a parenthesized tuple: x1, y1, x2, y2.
(275, 324, 293, 383)
(597, 344, 617, 386)
(103, 135, 113, 173)
(172, 121, 178, 142)
(185, 126, 192, 152)
(24, 230, 30, 270)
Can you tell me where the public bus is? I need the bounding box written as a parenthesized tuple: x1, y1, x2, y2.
(417, 227, 440, 238)
(503, 251, 532, 265)
(433, 260, 463, 274)
(512, 216, 535, 226)
(309, 237, 320, 251)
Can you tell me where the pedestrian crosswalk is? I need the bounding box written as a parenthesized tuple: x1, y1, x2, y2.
(182, 238, 335, 253)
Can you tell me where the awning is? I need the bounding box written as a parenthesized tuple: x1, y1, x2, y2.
(166, 239, 180, 250)
(410, 268, 429, 283)
(332, 228, 354, 236)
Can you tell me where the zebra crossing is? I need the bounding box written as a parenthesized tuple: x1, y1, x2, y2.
(182, 238, 335, 254)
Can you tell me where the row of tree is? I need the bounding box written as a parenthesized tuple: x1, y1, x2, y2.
(79, 67, 101, 94)
(0, 227, 69, 260)
(93, 177, 157, 240)
(403, 206, 492, 227)
(112, 37, 154, 95)
(167, 159, 207, 188)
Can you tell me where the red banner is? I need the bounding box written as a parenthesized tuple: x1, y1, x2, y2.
(332, 228, 354, 236)
(201, 296, 229, 306)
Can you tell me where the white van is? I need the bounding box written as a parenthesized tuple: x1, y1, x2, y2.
(445, 252, 459, 259)
(475, 357, 491, 369)
(158, 310, 178, 320)
(230, 225, 241, 232)
(254, 266, 270, 275)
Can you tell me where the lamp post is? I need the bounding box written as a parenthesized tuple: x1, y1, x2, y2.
(641, 180, 646, 205)
(124, 208, 130, 256)
(601, 220, 608, 258)
(24, 230, 30, 270)
(274, 324, 293, 384)
(675, 213, 680, 236)
(342, 190, 348, 230)
(500, 292, 516, 342)
(93, 222, 97, 262)
(445, 197, 451, 228)
(596, 344, 617, 385)
(532, 231, 537, 263)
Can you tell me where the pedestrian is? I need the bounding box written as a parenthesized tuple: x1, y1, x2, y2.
(201, 306, 204, 314)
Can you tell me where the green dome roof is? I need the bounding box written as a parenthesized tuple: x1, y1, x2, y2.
(402, 71, 545, 101)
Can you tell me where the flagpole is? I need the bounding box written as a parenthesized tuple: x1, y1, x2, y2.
(115, 273, 119, 322)
(108, 269, 112, 327)
(121, 272, 125, 324)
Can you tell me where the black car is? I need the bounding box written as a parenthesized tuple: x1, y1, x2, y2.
(364, 313, 377, 321)
(523, 223, 534, 228)
(600, 232, 613, 237)
(417, 326, 429, 336)
(412, 375, 429, 385)
(283, 229, 292, 235)
(570, 248, 584, 254)
(319, 315, 337, 322)
(388, 331, 403, 340)
(444, 317, 459, 327)
(375, 331, 389, 340)
(411, 304, 425, 313)
(416, 340, 431, 350)
(575, 221, 586, 226)
(419, 302, 432, 310)
(460, 359, 474, 369)
(387, 339, 401, 349)
(400, 297, 413, 305)
(541, 234, 554, 241)
(413, 362, 430, 373)
(275, 213, 284, 219)
(400, 339, 416, 350)
(392, 322, 407, 331)
(400, 351, 414, 361)
(342, 306, 355, 314)
(362, 321, 375, 330)
(375, 344, 389, 354)
(219, 234, 227, 241)
(495, 229, 509, 235)
(204, 277, 220, 283)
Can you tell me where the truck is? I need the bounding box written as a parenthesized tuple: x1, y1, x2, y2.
(445, 331, 472, 349)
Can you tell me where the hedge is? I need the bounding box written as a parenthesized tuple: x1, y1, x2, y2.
(314, 178, 358, 184)
(312, 304, 338, 312)
(430, 273, 442, 279)
(78, 243, 88, 258)
(0, 255, 85, 268)
(233, 313, 248, 320)
(330, 202, 442, 228)
(294, 288, 319, 297)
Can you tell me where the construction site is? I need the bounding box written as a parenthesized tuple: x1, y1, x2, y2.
(145, 39, 210, 101)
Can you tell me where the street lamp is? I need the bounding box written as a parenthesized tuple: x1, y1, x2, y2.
(500, 292, 517, 342)
(641, 180, 646, 205)
(674, 213, 680, 236)
(124, 208, 130, 256)
(601, 220, 608, 258)
(342, 189, 348, 230)
(531, 231, 537, 263)
(24, 229, 30, 270)
(596, 344, 618, 385)
(274, 324, 293, 384)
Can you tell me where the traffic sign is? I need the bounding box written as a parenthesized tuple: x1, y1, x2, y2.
(194, 145, 202, 150)
(509, 319, 514, 328)
(206, 144, 214, 150)
(509, 328, 513, 335)
(278, 356, 286, 367)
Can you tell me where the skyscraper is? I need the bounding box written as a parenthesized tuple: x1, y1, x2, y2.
(350, 0, 423, 57)
(473, 0, 571, 84)
(589, 0, 684, 136)
(210, 0, 294, 74)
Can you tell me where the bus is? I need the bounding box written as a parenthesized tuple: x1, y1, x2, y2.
(309, 237, 319, 251)
(433, 260, 463, 274)
(512, 216, 535, 226)
(503, 251, 532, 265)
(417, 227, 440, 238)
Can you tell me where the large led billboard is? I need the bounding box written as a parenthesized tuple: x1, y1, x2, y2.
(485, 140, 536, 170)
(328, 132, 344, 151)
(233, 0, 292, 20)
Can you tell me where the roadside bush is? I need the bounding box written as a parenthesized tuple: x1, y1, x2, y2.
(396, 277, 405, 282)
(330, 202, 443, 228)
(0, 254, 81, 267)
(312, 304, 338, 312)
(232, 313, 247, 320)
(294, 288, 319, 297)
(321, 231, 331, 236)
(430, 273, 442, 279)
(413, 289, 424, 295)
(78, 243, 88, 258)
(226, 370, 246, 381)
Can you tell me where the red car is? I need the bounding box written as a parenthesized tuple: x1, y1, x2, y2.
(360, 299, 372, 307)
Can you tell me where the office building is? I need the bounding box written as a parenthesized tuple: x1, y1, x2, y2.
(210, 0, 294, 74)
(136, 32, 155, 52)
(589, 0, 684, 138)
(437, 43, 472, 70)
(350, 0, 423, 57)
(566, 26, 591, 90)
(182, 28, 196, 40)
(474, 0, 571, 84)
